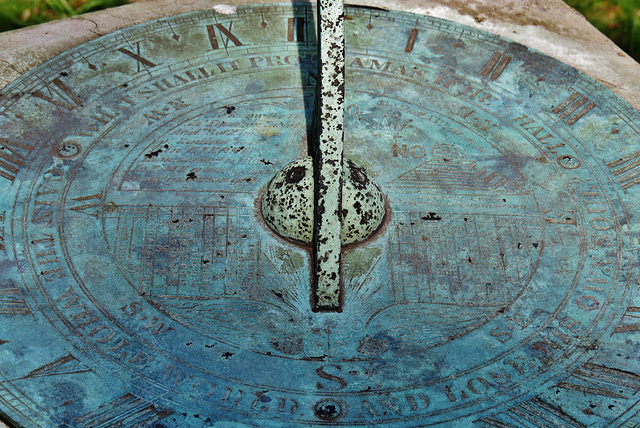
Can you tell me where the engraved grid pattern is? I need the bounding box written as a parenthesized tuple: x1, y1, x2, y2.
(106, 205, 259, 299)
(389, 212, 541, 306)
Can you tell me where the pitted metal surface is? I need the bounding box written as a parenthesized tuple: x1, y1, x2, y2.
(0, 3, 640, 427)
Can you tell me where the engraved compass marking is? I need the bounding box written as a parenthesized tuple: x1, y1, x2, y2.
(480, 52, 512, 80)
(552, 92, 597, 126)
(605, 150, 640, 191)
(0, 138, 34, 184)
(74, 393, 174, 428)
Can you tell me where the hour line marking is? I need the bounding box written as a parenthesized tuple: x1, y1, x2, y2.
(260, 11, 268, 29)
(480, 52, 512, 80)
(552, 92, 597, 125)
(168, 22, 180, 41)
(405, 28, 419, 53)
(605, 150, 640, 191)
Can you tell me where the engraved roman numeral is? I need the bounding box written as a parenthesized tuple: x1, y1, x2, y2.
(207, 23, 243, 52)
(480, 52, 512, 80)
(74, 393, 174, 428)
(31, 77, 83, 115)
(405, 28, 419, 53)
(551, 92, 597, 126)
(288, 17, 306, 42)
(605, 150, 640, 191)
(0, 283, 31, 316)
(21, 352, 90, 379)
(68, 192, 103, 219)
(613, 305, 640, 334)
(0, 138, 35, 184)
(479, 397, 586, 427)
(117, 42, 158, 71)
(557, 362, 640, 399)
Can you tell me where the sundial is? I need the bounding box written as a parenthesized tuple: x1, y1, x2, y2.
(2, 0, 640, 426)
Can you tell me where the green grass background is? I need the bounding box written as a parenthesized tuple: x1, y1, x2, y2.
(0, 0, 128, 30)
(0, 0, 637, 62)
(564, 0, 640, 62)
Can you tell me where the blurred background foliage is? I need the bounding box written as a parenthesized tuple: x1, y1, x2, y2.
(0, 0, 129, 30)
(564, 0, 640, 62)
(0, 0, 637, 62)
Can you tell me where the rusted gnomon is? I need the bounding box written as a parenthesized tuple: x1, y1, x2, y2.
(312, 0, 346, 310)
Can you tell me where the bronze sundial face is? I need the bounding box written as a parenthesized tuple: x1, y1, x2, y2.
(1, 3, 640, 427)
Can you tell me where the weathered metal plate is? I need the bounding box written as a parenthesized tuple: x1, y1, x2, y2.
(1, 3, 640, 427)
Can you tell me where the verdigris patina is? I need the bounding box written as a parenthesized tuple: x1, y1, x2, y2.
(0, 2, 640, 427)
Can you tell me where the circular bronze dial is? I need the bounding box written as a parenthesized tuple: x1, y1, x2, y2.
(1, 3, 640, 427)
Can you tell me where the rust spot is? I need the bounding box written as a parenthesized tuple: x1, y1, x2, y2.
(314, 399, 342, 421)
(422, 213, 442, 221)
(349, 163, 368, 187)
(286, 166, 306, 183)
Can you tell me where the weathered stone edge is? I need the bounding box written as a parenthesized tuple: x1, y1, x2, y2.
(0, 0, 637, 109)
